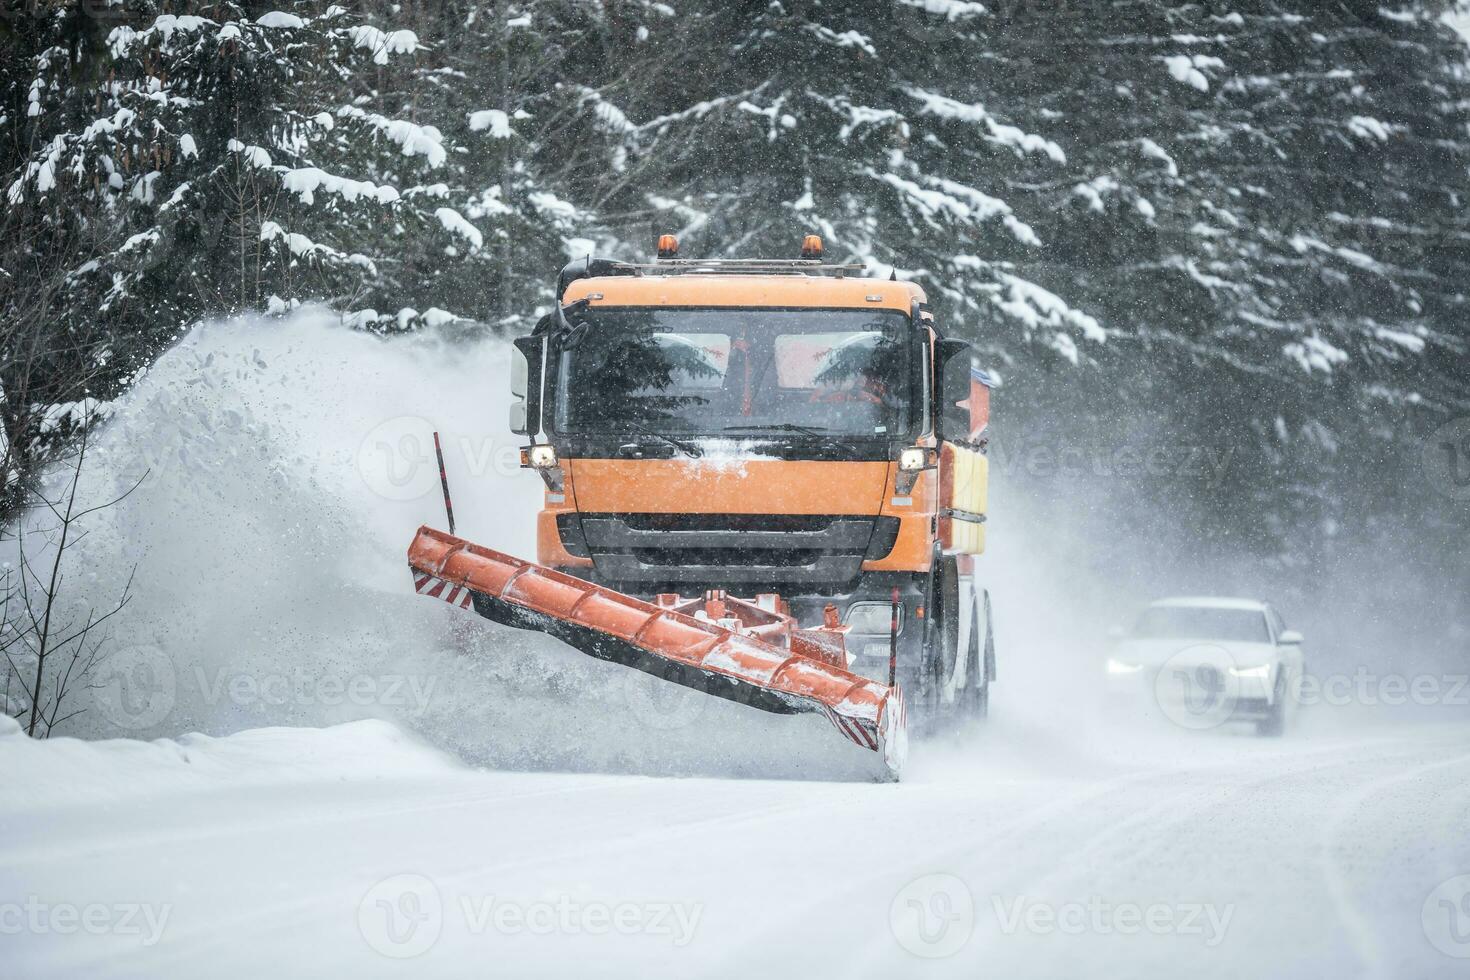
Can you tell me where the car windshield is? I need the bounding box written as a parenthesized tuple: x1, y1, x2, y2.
(552, 308, 914, 437)
(1133, 606, 1271, 643)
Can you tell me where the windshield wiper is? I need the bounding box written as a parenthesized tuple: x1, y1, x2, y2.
(722, 423, 831, 438)
(619, 421, 704, 459)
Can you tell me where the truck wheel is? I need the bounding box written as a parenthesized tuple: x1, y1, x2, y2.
(960, 591, 992, 720)
(984, 589, 997, 684)
(916, 555, 960, 731)
(936, 556, 960, 701)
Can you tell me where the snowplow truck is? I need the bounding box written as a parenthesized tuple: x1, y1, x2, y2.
(407, 235, 995, 780)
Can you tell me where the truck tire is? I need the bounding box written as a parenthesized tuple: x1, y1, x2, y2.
(916, 555, 960, 730)
(936, 556, 961, 702)
(960, 590, 992, 720)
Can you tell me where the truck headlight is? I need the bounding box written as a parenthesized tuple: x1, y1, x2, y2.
(899, 447, 930, 472)
(520, 444, 563, 492)
(846, 601, 901, 635)
(1106, 658, 1143, 675)
(1229, 664, 1272, 679)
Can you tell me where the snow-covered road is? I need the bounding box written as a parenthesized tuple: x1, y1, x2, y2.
(5, 714, 1470, 978)
(3, 311, 1467, 978)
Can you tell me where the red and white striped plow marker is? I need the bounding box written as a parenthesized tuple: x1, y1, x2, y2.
(412, 569, 473, 609)
(407, 526, 907, 780)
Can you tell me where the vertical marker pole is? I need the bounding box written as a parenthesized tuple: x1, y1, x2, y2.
(889, 587, 900, 688)
(433, 430, 455, 535)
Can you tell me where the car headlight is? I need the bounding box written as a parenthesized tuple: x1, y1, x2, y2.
(527, 444, 558, 469)
(1106, 658, 1143, 675)
(1229, 664, 1272, 679)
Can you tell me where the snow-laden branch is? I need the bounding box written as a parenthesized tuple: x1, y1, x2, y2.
(1162, 54, 1226, 91)
(635, 85, 770, 133)
(280, 168, 399, 206)
(568, 86, 639, 138)
(434, 208, 483, 249)
(904, 88, 1066, 163)
(337, 107, 446, 168)
(897, 0, 989, 21)
(469, 110, 514, 139)
(260, 221, 378, 274)
(804, 25, 877, 57)
(863, 169, 1040, 246)
(343, 25, 420, 64)
(991, 273, 1106, 364)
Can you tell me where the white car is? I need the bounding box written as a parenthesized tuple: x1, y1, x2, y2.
(1106, 597, 1305, 736)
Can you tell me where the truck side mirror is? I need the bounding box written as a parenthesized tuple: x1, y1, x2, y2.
(509, 335, 544, 437)
(935, 338, 974, 443)
(936, 338, 972, 368)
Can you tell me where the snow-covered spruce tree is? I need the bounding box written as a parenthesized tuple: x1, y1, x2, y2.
(378, 0, 668, 325)
(0, 2, 471, 507)
(0, 0, 675, 508)
(3, 0, 1465, 583)
(4, 2, 569, 333)
(578, 0, 1105, 372)
(0, 1, 146, 512)
(978, 1, 1470, 574)
(102, 4, 510, 331)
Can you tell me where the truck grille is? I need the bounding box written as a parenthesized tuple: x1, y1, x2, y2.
(559, 513, 900, 586)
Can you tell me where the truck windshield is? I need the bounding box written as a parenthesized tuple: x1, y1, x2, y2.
(552, 308, 914, 437)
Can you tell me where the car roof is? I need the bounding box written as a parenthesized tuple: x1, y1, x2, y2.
(1148, 596, 1269, 612)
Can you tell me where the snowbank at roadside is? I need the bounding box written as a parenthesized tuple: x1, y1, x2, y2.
(0, 306, 891, 780)
(0, 306, 543, 744)
(0, 716, 463, 811)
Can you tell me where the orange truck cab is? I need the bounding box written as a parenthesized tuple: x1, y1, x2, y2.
(509, 237, 996, 716)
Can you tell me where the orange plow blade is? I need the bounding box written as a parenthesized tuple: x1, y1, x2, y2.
(407, 526, 907, 779)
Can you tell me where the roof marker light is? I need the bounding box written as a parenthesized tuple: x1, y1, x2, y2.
(801, 235, 824, 259)
(656, 234, 679, 259)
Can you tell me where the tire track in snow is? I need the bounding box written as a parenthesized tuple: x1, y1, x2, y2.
(1317, 746, 1470, 979)
(830, 729, 1459, 977)
(988, 730, 1449, 898)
